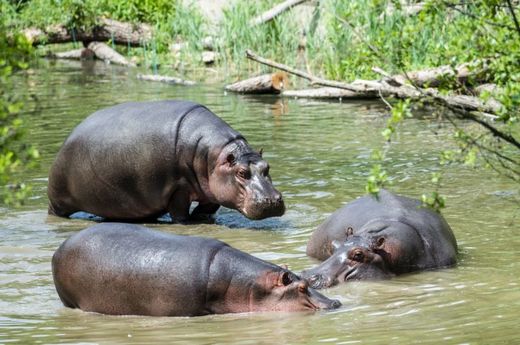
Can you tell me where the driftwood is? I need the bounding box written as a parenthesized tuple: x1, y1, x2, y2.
(225, 72, 289, 94)
(282, 86, 377, 99)
(250, 0, 310, 26)
(23, 18, 152, 46)
(137, 74, 196, 86)
(245, 49, 503, 115)
(49, 48, 95, 60)
(87, 42, 135, 67)
(389, 63, 486, 87)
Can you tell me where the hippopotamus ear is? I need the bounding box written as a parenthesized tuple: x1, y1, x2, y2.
(274, 271, 292, 287)
(226, 153, 236, 166)
(345, 226, 354, 237)
(258, 148, 264, 156)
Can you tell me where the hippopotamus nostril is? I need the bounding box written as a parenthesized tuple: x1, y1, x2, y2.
(307, 274, 323, 289)
(330, 299, 342, 309)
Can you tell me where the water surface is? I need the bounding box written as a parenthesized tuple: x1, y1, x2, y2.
(1, 60, 519, 344)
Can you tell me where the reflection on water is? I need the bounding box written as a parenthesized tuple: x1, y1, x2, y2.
(1, 61, 519, 344)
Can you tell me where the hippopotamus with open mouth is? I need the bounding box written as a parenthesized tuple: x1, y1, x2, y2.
(48, 100, 285, 222)
(52, 223, 341, 316)
(302, 189, 458, 288)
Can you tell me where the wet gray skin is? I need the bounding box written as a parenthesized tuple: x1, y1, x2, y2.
(47, 100, 285, 222)
(302, 190, 458, 289)
(302, 235, 394, 289)
(52, 223, 340, 316)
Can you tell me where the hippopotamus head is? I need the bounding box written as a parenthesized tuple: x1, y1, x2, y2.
(301, 219, 426, 289)
(209, 143, 285, 220)
(249, 270, 341, 312)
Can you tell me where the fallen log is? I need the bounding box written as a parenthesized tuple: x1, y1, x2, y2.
(49, 48, 95, 60)
(390, 63, 487, 88)
(23, 18, 152, 46)
(88, 42, 135, 67)
(245, 49, 504, 115)
(250, 0, 310, 26)
(225, 72, 289, 94)
(282, 86, 377, 99)
(137, 74, 196, 86)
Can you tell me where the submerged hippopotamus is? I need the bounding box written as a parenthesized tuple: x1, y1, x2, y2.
(302, 189, 458, 288)
(52, 223, 341, 316)
(48, 100, 284, 222)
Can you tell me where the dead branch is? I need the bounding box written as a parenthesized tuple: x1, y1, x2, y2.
(250, 0, 310, 26)
(245, 49, 373, 93)
(23, 18, 152, 46)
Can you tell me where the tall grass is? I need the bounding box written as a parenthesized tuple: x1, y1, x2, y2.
(218, 1, 302, 75)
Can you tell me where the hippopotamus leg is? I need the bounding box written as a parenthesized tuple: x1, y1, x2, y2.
(190, 202, 220, 222)
(167, 190, 191, 223)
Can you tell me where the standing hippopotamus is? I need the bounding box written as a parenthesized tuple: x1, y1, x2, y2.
(48, 100, 284, 222)
(52, 223, 341, 316)
(302, 189, 458, 288)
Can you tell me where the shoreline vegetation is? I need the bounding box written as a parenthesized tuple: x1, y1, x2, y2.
(1, 0, 519, 206)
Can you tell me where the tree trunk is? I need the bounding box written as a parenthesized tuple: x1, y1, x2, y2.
(225, 72, 289, 94)
(390, 63, 486, 87)
(87, 42, 135, 67)
(282, 87, 377, 99)
(137, 74, 196, 86)
(23, 18, 152, 47)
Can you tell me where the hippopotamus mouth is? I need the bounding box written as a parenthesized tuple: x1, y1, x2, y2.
(240, 200, 285, 220)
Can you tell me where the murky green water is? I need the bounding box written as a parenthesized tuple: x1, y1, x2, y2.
(1, 60, 519, 344)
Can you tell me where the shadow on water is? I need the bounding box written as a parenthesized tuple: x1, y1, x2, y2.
(68, 208, 292, 231)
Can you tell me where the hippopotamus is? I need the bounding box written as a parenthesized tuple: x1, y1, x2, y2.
(47, 100, 284, 222)
(302, 189, 458, 288)
(52, 223, 341, 316)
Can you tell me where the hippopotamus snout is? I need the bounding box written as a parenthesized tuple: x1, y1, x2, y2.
(242, 181, 285, 219)
(302, 238, 392, 289)
(304, 273, 335, 290)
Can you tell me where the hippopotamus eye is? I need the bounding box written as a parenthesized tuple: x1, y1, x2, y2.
(237, 169, 251, 179)
(263, 166, 270, 177)
(351, 250, 364, 262)
(376, 237, 385, 248)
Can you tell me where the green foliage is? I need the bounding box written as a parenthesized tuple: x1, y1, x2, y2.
(0, 17, 39, 205)
(421, 173, 445, 212)
(219, 1, 301, 72)
(8, 0, 177, 29)
(345, 0, 520, 200)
